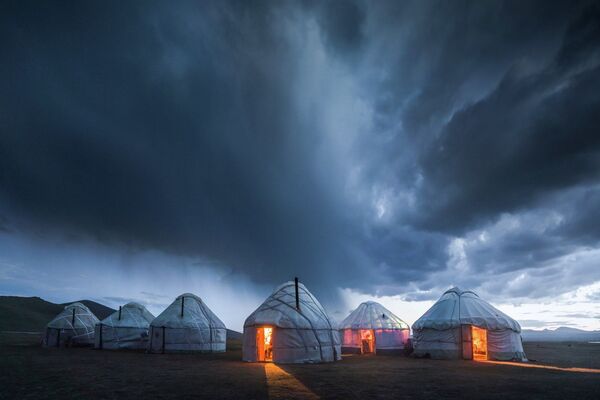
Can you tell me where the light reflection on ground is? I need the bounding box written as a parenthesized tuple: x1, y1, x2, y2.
(481, 360, 600, 374)
(264, 363, 320, 400)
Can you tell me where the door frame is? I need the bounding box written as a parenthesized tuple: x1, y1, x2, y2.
(360, 329, 375, 354)
(255, 326, 274, 362)
(471, 325, 488, 361)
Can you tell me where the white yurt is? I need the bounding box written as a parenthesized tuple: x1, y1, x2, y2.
(43, 302, 99, 347)
(412, 287, 527, 361)
(243, 279, 341, 363)
(339, 301, 410, 354)
(148, 293, 226, 353)
(94, 302, 155, 350)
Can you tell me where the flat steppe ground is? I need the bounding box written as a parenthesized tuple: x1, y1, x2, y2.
(1, 333, 599, 400)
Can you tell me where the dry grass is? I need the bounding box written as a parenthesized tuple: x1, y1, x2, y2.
(1, 333, 599, 400)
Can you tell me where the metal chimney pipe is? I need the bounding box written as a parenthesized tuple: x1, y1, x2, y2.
(181, 296, 185, 317)
(118, 306, 122, 320)
(72, 308, 76, 325)
(295, 277, 300, 311)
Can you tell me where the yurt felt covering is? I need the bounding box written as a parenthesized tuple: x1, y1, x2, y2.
(44, 302, 99, 347)
(148, 293, 226, 353)
(243, 281, 341, 363)
(339, 301, 410, 353)
(412, 287, 527, 361)
(95, 302, 155, 350)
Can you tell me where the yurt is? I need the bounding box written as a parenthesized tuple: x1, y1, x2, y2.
(148, 293, 226, 353)
(339, 301, 410, 355)
(94, 302, 155, 350)
(412, 287, 527, 361)
(43, 302, 99, 347)
(243, 278, 341, 363)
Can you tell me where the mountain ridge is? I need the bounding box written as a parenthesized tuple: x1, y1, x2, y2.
(521, 327, 600, 342)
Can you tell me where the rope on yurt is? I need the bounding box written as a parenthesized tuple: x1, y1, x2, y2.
(283, 283, 325, 361)
(269, 291, 313, 358)
(253, 282, 338, 361)
(195, 297, 215, 351)
(303, 285, 338, 361)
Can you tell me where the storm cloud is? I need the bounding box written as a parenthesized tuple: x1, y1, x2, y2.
(1, 0, 600, 312)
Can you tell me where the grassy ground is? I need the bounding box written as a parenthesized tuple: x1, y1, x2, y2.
(523, 341, 600, 369)
(1, 333, 599, 400)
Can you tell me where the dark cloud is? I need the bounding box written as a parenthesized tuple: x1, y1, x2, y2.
(414, 3, 600, 232)
(557, 187, 600, 243)
(315, 0, 366, 55)
(367, 1, 580, 142)
(1, 0, 599, 306)
(0, 0, 402, 298)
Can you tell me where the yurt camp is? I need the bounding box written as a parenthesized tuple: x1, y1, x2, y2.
(412, 287, 527, 361)
(95, 302, 155, 350)
(43, 302, 99, 347)
(339, 301, 410, 355)
(148, 293, 226, 353)
(243, 278, 341, 363)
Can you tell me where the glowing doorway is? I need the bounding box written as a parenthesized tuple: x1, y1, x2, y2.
(360, 329, 375, 354)
(472, 326, 488, 360)
(257, 327, 273, 362)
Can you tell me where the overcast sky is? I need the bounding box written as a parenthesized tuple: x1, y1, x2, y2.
(1, 1, 599, 331)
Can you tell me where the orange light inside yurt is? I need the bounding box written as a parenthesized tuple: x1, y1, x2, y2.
(360, 329, 374, 354)
(472, 326, 488, 361)
(263, 327, 273, 361)
(256, 326, 274, 362)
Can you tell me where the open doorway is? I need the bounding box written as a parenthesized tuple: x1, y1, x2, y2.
(256, 327, 273, 362)
(472, 326, 487, 360)
(360, 329, 375, 354)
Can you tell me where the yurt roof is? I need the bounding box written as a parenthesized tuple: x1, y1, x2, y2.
(339, 301, 409, 330)
(412, 287, 521, 332)
(64, 302, 92, 312)
(244, 281, 336, 330)
(150, 293, 225, 329)
(99, 302, 155, 328)
(47, 302, 99, 329)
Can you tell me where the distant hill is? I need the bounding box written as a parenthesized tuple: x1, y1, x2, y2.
(0, 296, 243, 340)
(62, 300, 114, 320)
(0, 296, 64, 332)
(227, 329, 243, 340)
(0, 296, 116, 332)
(522, 327, 600, 342)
